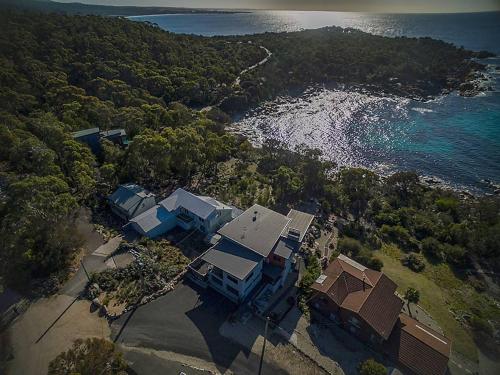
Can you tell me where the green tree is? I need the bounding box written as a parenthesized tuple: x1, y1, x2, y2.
(404, 287, 420, 317)
(359, 358, 387, 375)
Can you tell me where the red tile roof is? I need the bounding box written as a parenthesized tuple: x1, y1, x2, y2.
(312, 254, 403, 340)
(388, 313, 451, 375)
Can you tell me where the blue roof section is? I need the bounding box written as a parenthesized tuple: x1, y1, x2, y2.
(72, 127, 100, 138)
(130, 205, 175, 233)
(108, 183, 155, 216)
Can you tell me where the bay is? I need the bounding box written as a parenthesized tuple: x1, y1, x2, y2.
(130, 11, 500, 193)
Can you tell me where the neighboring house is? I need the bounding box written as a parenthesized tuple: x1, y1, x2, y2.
(72, 127, 101, 154)
(108, 183, 157, 220)
(189, 204, 314, 303)
(100, 129, 129, 147)
(72, 127, 128, 155)
(311, 254, 451, 375)
(311, 254, 403, 343)
(129, 188, 236, 238)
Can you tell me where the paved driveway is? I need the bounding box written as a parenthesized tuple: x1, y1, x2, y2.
(111, 280, 287, 375)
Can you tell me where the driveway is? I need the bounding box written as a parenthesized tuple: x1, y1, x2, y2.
(111, 280, 287, 375)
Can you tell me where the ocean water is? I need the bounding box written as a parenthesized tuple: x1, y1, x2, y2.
(131, 11, 500, 192)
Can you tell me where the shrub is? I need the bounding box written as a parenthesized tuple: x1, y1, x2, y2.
(422, 237, 443, 260)
(402, 252, 426, 272)
(359, 358, 387, 375)
(380, 224, 419, 251)
(470, 316, 493, 336)
(368, 257, 384, 271)
(441, 243, 467, 265)
(338, 237, 363, 257)
(48, 338, 128, 375)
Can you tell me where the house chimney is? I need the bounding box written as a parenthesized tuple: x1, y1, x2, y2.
(362, 275, 366, 291)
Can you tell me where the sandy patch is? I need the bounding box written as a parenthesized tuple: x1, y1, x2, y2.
(6, 294, 110, 375)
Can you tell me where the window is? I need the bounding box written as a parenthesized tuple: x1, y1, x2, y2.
(226, 274, 239, 284)
(226, 285, 239, 296)
(245, 271, 254, 282)
(212, 267, 223, 279)
(211, 275, 222, 286)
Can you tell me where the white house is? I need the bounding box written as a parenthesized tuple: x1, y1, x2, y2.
(129, 188, 237, 238)
(188, 204, 314, 303)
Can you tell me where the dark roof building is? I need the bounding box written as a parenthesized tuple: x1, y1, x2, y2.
(218, 204, 291, 257)
(100, 129, 129, 146)
(72, 127, 101, 154)
(108, 183, 156, 220)
(72, 127, 129, 155)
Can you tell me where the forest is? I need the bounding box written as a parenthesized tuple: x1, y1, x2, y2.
(0, 8, 498, 320)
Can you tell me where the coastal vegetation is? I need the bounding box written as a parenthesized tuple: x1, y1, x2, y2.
(48, 338, 128, 375)
(0, 8, 498, 362)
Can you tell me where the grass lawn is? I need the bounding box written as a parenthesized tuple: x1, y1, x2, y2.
(375, 244, 500, 363)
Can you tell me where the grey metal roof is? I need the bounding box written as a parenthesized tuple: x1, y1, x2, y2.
(129, 205, 174, 233)
(201, 239, 261, 280)
(72, 127, 99, 138)
(100, 129, 126, 138)
(218, 204, 290, 257)
(108, 184, 155, 216)
(286, 209, 315, 242)
(272, 238, 299, 260)
(160, 188, 227, 219)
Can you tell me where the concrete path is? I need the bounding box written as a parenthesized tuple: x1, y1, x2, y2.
(3, 234, 123, 375)
(60, 235, 123, 298)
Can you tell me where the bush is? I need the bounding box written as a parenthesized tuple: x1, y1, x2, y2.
(380, 224, 419, 251)
(368, 257, 384, 271)
(359, 358, 387, 375)
(48, 338, 128, 375)
(338, 237, 363, 257)
(422, 237, 443, 260)
(402, 252, 426, 272)
(470, 316, 493, 336)
(441, 243, 467, 265)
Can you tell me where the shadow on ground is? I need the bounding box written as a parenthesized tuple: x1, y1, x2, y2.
(111, 279, 284, 375)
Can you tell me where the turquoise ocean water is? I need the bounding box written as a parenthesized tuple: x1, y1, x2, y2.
(130, 11, 500, 193)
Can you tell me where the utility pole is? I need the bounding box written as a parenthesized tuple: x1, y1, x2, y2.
(258, 316, 270, 375)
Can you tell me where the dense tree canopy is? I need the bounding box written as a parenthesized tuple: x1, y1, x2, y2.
(0, 9, 497, 293)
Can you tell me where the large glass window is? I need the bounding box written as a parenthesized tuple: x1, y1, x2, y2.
(226, 285, 239, 296)
(226, 274, 239, 284)
(245, 271, 254, 282)
(212, 267, 223, 279)
(211, 275, 222, 286)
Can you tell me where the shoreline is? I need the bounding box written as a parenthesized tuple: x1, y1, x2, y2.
(227, 71, 499, 197)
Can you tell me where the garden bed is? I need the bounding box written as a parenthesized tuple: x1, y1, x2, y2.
(87, 240, 189, 316)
